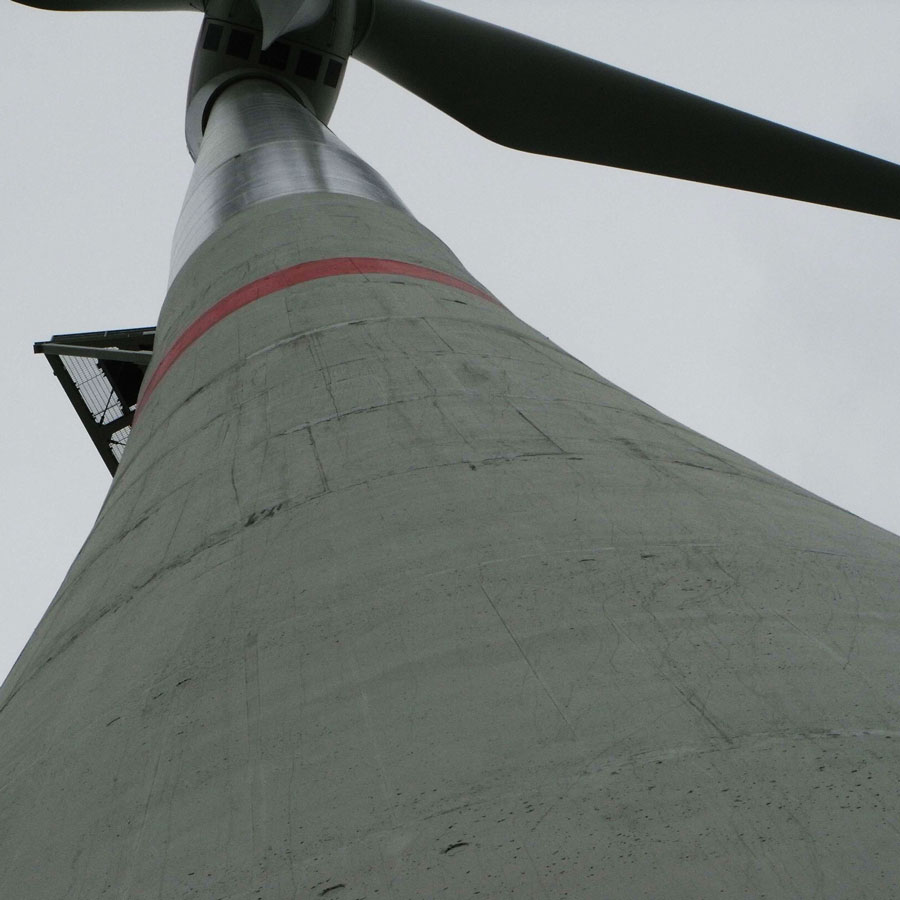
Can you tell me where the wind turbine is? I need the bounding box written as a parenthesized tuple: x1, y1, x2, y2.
(1, 0, 900, 896)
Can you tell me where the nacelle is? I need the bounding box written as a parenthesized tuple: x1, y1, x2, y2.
(186, 0, 360, 158)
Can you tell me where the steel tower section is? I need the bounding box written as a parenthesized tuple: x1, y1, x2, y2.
(2, 78, 900, 897)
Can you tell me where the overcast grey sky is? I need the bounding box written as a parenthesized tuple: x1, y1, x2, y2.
(3, 0, 900, 682)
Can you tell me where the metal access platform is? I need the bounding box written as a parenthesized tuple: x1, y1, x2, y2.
(35, 326, 155, 475)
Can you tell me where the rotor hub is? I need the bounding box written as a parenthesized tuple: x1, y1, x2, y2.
(185, 0, 358, 158)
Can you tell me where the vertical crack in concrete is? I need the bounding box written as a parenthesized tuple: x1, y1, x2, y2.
(308, 427, 330, 494)
(477, 577, 578, 742)
(348, 652, 397, 830)
(244, 632, 265, 865)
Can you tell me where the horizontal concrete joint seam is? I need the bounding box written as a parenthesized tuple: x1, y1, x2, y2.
(137, 257, 504, 418)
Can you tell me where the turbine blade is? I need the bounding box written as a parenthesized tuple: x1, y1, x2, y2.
(11, 0, 197, 9)
(11, 0, 328, 42)
(354, 0, 900, 220)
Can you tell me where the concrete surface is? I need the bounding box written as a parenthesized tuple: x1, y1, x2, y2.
(1, 81, 899, 898)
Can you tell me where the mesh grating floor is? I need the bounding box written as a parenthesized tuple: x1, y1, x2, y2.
(36, 327, 155, 474)
(59, 355, 127, 426)
(109, 426, 132, 463)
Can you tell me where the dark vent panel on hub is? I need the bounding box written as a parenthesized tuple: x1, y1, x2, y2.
(203, 23, 223, 52)
(324, 59, 343, 88)
(226, 28, 254, 60)
(260, 41, 290, 70)
(296, 49, 322, 80)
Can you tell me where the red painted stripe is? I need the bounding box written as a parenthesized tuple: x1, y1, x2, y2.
(136, 257, 501, 415)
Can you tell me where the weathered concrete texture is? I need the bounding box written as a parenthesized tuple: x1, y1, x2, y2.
(3, 171, 900, 896)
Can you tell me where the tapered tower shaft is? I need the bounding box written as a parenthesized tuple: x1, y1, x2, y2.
(2, 80, 900, 898)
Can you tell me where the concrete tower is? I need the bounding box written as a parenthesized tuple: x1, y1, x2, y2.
(3, 3, 900, 897)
